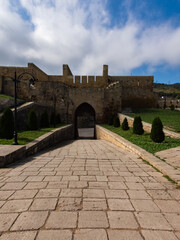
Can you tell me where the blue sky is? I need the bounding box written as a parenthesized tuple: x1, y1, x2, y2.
(0, 0, 180, 84)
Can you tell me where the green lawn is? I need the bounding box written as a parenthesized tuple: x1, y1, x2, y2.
(0, 124, 65, 145)
(102, 125, 180, 154)
(127, 108, 180, 132)
(0, 94, 14, 99)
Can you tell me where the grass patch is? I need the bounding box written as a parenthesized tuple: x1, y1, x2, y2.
(0, 94, 14, 100)
(163, 175, 176, 184)
(0, 124, 65, 145)
(0, 94, 23, 102)
(102, 125, 180, 154)
(127, 108, 180, 132)
(142, 159, 161, 172)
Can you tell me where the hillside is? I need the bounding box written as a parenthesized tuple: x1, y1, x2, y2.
(154, 83, 180, 98)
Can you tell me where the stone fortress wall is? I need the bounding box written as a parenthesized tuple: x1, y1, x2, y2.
(0, 63, 156, 123)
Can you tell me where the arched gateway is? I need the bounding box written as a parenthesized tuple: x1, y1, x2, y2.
(0, 63, 156, 134)
(75, 103, 96, 139)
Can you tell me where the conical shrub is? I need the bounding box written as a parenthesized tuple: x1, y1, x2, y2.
(122, 117, 129, 131)
(108, 116, 113, 125)
(27, 109, 38, 130)
(133, 116, 144, 135)
(150, 117, 165, 143)
(0, 107, 14, 139)
(40, 110, 50, 128)
(113, 115, 120, 127)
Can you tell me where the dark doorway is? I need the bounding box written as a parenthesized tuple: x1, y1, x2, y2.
(75, 103, 96, 139)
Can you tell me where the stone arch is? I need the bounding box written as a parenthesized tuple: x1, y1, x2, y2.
(74, 102, 96, 139)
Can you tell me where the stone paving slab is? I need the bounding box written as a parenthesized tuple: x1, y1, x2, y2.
(0, 139, 180, 239)
(96, 125, 180, 185)
(155, 146, 180, 170)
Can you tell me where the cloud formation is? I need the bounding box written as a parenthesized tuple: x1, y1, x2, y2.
(0, 0, 180, 76)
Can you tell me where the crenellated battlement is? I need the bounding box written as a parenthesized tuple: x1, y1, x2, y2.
(0, 62, 156, 120)
(60, 64, 108, 88)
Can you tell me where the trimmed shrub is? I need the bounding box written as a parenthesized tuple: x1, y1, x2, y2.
(122, 117, 129, 131)
(0, 107, 14, 139)
(170, 104, 175, 111)
(40, 110, 50, 128)
(150, 117, 165, 143)
(163, 102, 167, 109)
(133, 116, 144, 135)
(113, 115, 120, 127)
(108, 116, 113, 125)
(56, 113, 61, 124)
(27, 109, 38, 130)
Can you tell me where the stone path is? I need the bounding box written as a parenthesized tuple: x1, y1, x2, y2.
(0, 140, 180, 240)
(156, 146, 180, 170)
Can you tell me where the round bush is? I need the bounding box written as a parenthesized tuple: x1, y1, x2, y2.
(0, 107, 14, 139)
(40, 110, 50, 128)
(122, 117, 129, 131)
(133, 116, 144, 135)
(27, 109, 38, 130)
(113, 115, 120, 127)
(150, 117, 165, 143)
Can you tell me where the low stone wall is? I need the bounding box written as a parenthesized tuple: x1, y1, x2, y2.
(96, 125, 180, 185)
(15, 102, 53, 130)
(0, 124, 74, 167)
(0, 145, 26, 168)
(118, 113, 180, 139)
(26, 125, 73, 156)
(0, 98, 24, 113)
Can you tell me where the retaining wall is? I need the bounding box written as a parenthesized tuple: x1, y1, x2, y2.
(0, 124, 73, 167)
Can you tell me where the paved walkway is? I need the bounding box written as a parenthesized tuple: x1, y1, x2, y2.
(156, 146, 180, 170)
(0, 140, 180, 240)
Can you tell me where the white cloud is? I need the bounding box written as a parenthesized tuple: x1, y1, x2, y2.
(0, 0, 180, 76)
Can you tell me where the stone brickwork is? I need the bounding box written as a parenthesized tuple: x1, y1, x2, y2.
(0, 63, 155, 123)
(0, 125, 73, 167)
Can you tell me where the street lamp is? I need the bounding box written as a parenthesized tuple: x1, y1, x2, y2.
(6, 71, 37, 145)
(162, 95, 166, 109)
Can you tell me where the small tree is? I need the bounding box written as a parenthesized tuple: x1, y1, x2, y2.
(56, 113, 61, 124)
(40, 110, 49, 128)
(108, 116, 113, 125)
(133, 116, 144, 135)
(113, 115, 120, 127)
(163, 102, 167, 109)
(122, 117, 129, 131)
(150, 117, 165, 143)
(170, 104, 175, 111)
(0, 107, 14, 139)
(27, 109, 38, 130)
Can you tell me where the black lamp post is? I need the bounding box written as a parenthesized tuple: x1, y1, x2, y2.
(6, 71, 37, 145)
